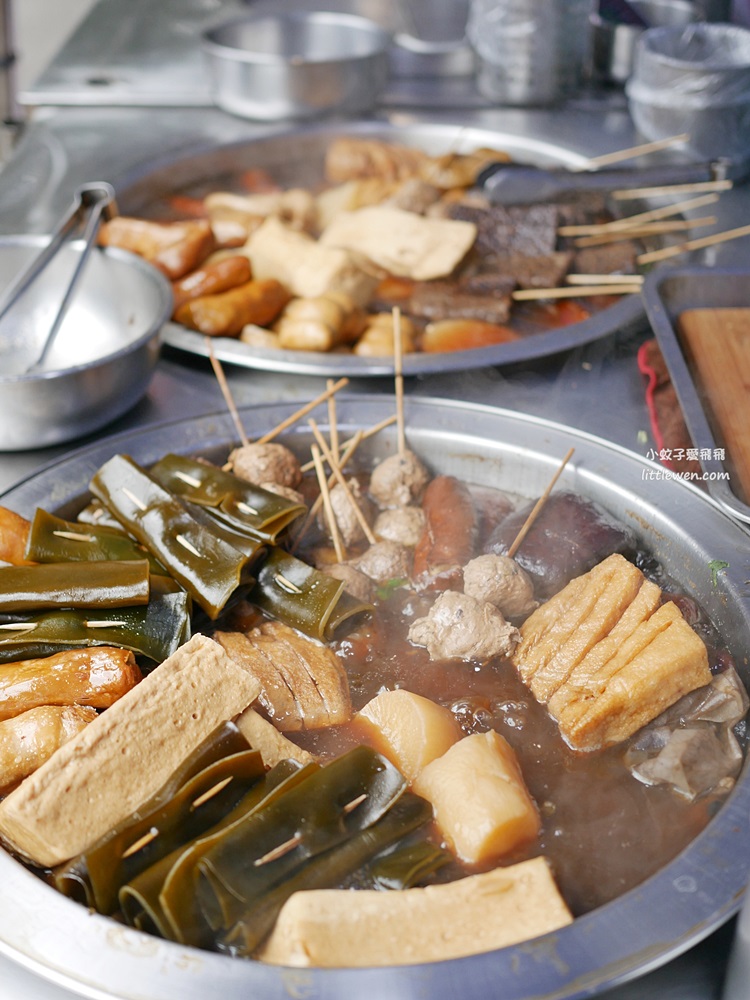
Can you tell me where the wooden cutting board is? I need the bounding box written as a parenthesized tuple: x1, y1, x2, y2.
(677, 307, 750, 505)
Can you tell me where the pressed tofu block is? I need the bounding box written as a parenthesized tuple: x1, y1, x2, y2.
(259, 856, 573, 967)
(354, 688, 461, 781)
(413, 730, 540, 865)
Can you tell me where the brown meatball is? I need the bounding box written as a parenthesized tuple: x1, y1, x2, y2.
(229, 443, 302, 488)
(322, 562, 376, 603)
(369, 450, 430, 509)
(408, 591, 519, 663)
(257, 481, 306, 505)
(318, 479, 374, 548)
(463, 554, 537, 619)
(353, 540, 412, 584)
(374, 506, 426, 547)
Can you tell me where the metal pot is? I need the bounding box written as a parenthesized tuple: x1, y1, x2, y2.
(0, 396, 748, 999)
(0, 236, 172, 451)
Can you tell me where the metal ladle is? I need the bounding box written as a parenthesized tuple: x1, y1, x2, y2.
(0, 182, 117, 373)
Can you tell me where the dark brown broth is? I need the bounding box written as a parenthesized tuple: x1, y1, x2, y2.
(292, 544, 715, 919)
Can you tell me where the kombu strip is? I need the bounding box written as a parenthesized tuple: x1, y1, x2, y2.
(150, 454, 306, 544)
(251, 547, 373, 642)
(90, 454, 263, 619)
(0, 560, 151, 612)
(26, 508, 164, 573)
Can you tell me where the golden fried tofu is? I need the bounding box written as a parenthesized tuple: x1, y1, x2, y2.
(512, 554, 711, 751)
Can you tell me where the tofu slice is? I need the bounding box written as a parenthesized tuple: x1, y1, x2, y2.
(0, 634, 261, 867)
(354, 688, 461, 781)
(259, 856, 572, 967)
(243, 217, 377, 305)
(413, 730, 540, 865)
(320, 206, 477, 281)
(234, 707, 313, 768)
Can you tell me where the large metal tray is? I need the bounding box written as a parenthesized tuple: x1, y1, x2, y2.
(117, 120, 652, 376)
(642, 266, 750, 525)
(0, 396, 749, 1000)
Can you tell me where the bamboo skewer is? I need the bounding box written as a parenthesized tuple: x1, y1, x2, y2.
(573, 216, 717, 248)
(255, 377, 349, 445)
(637, 223, 750, 264)
(512, 285, 642, 301)
(566, 273, 644, 285)
(558, 193, 720, 237)
(507, 448, 575, 559)
(311, 444, 345, 563)
(326, 378, 340, 467)
(583, 133, 690, 169)
(392, 307, 406, 457)
(205, 337, 250, 448)
(292, 431, 365, 551)
(612, 179, 732, 200)
(309, 419, 376, 545)
(300, 415, 396, 475)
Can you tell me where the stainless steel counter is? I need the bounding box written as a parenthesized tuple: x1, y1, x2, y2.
(0, 1, 749, 996)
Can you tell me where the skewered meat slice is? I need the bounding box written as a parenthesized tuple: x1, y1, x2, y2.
(318, 478, 374, 547)
(229, 442, 302, 489)
(572, 241, 638, 276)
(407, 280, 513, 325)
(352, 540, 412, 585)
(462, 553, 537, 619)
(408, 591, 520, 663)
(443, 202, 559, 258)
(481, 250, 574, 290)
(369, 451, 430, 509)
(215, 621, 352, 732)
(512, 553, 711, 750)
(374, 506, 426, 547)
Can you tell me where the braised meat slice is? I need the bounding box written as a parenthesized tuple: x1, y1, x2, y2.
(480, 250, 574, 290)
(444, 202, 559, 258)
(572, 241, 639, 276)
(407, 280, 513, 325)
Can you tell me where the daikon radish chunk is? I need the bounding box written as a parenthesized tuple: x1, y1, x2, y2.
(355, 689, 461, 781)
(413, 730, 540, 864)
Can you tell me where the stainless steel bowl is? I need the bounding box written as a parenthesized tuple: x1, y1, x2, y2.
(201, 11, 390, 121)
(0, 236, 172, 452)
(0, 397, 749, 999)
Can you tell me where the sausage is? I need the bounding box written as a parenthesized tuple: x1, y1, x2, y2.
(174, 278, 291, 336)
(0, 506, 32, 566)
(171, 255, 252, 313)
(413, 475, 478, 587)
(0, 647, 142, 722)
(0, 705, 97, 794)
(98, 217, 215, 279)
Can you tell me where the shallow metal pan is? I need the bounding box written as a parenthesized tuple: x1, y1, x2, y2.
(117, 120, 653, 376)
(0, 396, 749, 999)
(642, 266, 750, 524)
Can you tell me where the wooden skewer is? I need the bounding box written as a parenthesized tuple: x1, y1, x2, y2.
(566, 273, 644, 285)
(584, 133, 690, 169)
(612, 179, 733, 200)
(255, 377, 349, 445)
(309, 419, 376, 545)
(573, 216, 717, 248)
(512, 285, 642, 301)
(558, 193, 720, 237)
(300, 414, 397, 474)
(392, 307, 406, 457)
(291, 431, 365, 552)
(507, 447, 575, 559)
(311, 443, 345, 563)
(637, 223, 750, 264)
(326, 378, 340, 467)
(205, 337, 249, 448)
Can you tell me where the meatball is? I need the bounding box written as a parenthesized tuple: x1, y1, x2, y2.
(462, 554, 537, 619)
(352, 540, 412, 584)
(408, 591, 519, 663)
(321, 562, 375, 603)
(369, 450, 429, 509)
(258, 481, 305, 505)
(229, 443, 302, 488)
(374, 506, 426, 547)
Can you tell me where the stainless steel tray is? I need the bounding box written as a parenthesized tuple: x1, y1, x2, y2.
(118, 120, 652, 377)
(1, 396, 749, 1000)
(642, 266, 750, 524)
